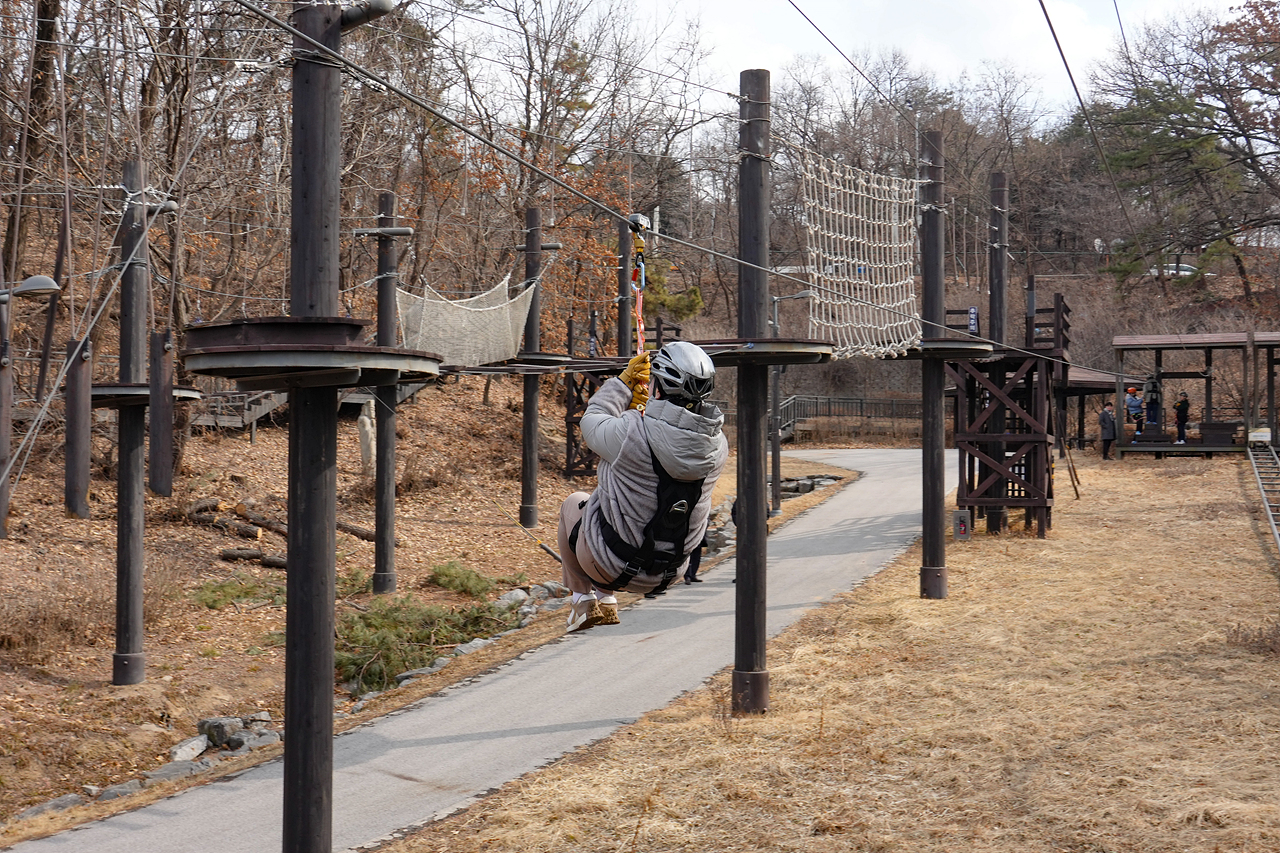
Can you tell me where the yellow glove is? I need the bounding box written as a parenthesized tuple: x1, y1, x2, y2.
(629, 382, 650, 411)
(618, 351, 651, 410)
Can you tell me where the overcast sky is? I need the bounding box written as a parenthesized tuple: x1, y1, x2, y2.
(667, 0, 1243, 119)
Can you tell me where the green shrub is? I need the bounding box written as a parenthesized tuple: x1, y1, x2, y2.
(428, 561, 495, 599)
(337, 566, 371, 599)
(334, 596, 518, 692)
(194, 575, 284, 609)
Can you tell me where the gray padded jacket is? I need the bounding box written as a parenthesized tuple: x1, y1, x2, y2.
(580, 376, 728, 591)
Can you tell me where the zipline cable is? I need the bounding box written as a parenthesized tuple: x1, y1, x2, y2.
(226, 0, 1145, 385)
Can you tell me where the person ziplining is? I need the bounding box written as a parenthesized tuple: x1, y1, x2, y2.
(556, 340, 729, 632)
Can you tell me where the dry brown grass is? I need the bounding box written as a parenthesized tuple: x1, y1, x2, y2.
(389, 452, 1280, 853)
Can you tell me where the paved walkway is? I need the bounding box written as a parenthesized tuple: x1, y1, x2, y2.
(10, 449, 954, 853)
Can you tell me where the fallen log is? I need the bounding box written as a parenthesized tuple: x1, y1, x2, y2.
(190, 512, 262, 540)
(220, 547, 264, 562)
(260, 554, 287, 569)
(186, 497, 226, 515)
(233, 499, 397, 546)
(336, 520, 376, 542)
(234, 503, 289, 538)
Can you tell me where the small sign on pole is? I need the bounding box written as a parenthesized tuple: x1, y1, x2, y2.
(952, 509, 972, 541)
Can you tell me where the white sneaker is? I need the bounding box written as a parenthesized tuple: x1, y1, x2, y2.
(594, 592, 620, 625)
(566, 596, 602, 632)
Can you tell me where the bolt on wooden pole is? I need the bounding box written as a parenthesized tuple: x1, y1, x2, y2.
(734, 68, 771, 715)
(919, 130, 948, 600)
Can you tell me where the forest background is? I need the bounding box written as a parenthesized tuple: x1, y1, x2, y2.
(3, 0, 1280, 409)
(3, 0, 1280, 837)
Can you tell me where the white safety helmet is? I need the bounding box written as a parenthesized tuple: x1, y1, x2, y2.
(652, 341, 715, 406)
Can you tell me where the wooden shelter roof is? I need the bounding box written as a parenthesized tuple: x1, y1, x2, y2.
(1064, 365, 1140, 394)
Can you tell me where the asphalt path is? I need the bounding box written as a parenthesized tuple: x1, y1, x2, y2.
(10, 448, 955, 853)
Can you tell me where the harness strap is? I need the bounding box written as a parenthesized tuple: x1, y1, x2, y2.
(592, 422, 704, 593)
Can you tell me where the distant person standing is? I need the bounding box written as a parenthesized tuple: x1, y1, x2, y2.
(1173, 391, 1190, 444)
(683, 534, 707, 584)
(1125, 387, 1144, 434)
(1143, 376, 1162, 428)
(1099, 401, 1117, 460)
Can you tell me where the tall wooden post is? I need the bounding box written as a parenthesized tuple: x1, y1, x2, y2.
(919, 131, 947, 599)
(617, 218, 633, 358)
(114, 161, 149, 685)
(520, 207, 542, 528)
(64, 339, 91, 517)
(988, 173, 1008, 345)
(734, 68, 771, 714)
(0, 294, 9, 538)
(285, 6, 342, 851)
(374, 192, 399, 594)
(149, 329, 174, 496)
(986, 172, 1008, 533)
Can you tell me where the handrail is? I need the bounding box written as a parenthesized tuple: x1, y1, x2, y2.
(712, 395, 923, 432)
(1248, 445, 1280, 558)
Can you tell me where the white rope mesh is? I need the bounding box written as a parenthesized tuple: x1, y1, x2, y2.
(397, 274, 538, 367)
(799, 150, 922, 359)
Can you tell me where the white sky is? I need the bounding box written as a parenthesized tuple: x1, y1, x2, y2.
(665, 0, 1243, 118)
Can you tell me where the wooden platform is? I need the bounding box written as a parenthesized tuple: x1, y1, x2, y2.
(1119, 443, 1245, 455)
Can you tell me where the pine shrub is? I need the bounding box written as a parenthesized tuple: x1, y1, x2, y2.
(427, 561, 495, 599)
(335, 595, 517, 692)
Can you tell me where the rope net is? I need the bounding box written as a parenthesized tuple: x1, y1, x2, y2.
(397, 274, 537, 367)
(800, 151, 922, 358)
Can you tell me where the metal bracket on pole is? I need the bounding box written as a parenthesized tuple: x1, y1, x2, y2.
(340, 0, 394, 31)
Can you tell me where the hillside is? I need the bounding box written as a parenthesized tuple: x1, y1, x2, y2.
(0, 371, 853, 834)
(0, 374, 578, 822)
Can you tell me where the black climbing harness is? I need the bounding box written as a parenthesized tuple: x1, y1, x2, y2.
(594, 447, 704, 596)
(568, 439, 704, 596)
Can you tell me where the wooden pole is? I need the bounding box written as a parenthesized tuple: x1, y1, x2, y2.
(34, 189, 69, 405)
(64, 339, 90, 518)
(733, 68, 771, 715)
(520, 207, 542, 529)
(0, 297, 10, 539)
(617, 219, 632, 358)
(986, 172, 1008, 532)
(374, 191, 399, 595)
(148, 329, 174, 496)
(988, 172, 1007, 345)
(285, 6, 342, 851)
(919, 130, 947, 599)
(114, 161, 148, 686)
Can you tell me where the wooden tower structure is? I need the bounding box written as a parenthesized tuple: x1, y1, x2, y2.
(947, 284, 1070, 538)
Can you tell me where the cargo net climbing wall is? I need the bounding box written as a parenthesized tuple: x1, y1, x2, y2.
(799, 150, 922, 358)
(397, 274, 538, 368)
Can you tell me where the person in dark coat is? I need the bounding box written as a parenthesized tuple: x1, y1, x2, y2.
(1099, 401, 1117, 460)
(1173, 391, 1190, 444)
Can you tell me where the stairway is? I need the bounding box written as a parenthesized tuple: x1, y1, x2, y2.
(1247, 445, 1280, 555)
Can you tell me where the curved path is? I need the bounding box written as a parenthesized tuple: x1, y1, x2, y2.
(10, 449, 955, 853)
